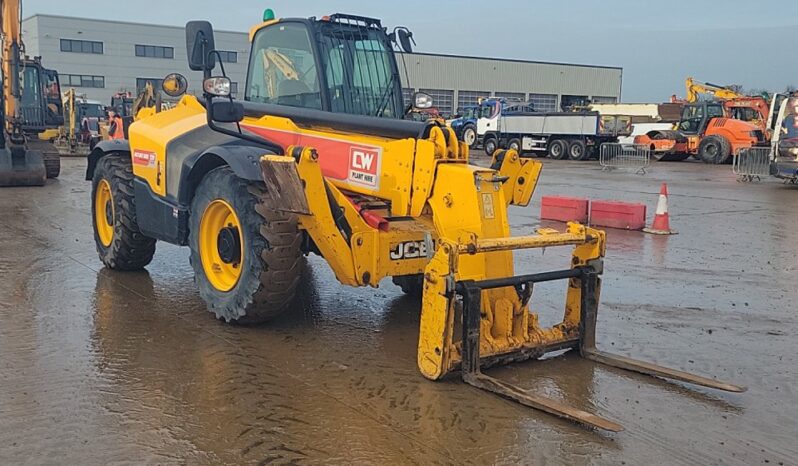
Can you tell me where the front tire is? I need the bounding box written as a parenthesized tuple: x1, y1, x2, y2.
(698, 135, 732, 164)
(462, 125, 477, 148)
(189, 167, 304, 323)
(91, 154, 156, 270)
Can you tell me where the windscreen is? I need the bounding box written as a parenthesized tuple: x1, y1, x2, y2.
(20, 66, 41, 107)
(246, 22, 321, 110)
(317, 22, 401, 118)
(480, 101, 500, 119)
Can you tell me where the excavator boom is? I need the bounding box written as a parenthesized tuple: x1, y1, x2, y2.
(685, 77, 743, 103)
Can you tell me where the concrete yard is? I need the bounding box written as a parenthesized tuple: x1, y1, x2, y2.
(1, 156, 796, 465)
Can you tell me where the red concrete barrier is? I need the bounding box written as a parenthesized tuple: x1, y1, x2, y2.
(590, 200, 647, 230)
(540, 196, 589, 223)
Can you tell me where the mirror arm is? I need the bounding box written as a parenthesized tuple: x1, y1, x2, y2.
(204, 97, 284, 155)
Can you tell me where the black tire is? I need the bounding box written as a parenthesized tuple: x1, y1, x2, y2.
(91, 154, 156, 270)
(189, 166, 304, 323)
(508, 138, 522, 154)
(392, 274, 424, 297)
(547, 139, 567, 159)
(461, 124, 477, 148)
(698, 135, 732, 164)
(44, 151, 60, 178)
(484, 136, 498, 156)
(567, 139, 588, 160)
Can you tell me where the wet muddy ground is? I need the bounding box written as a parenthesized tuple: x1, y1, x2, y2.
(1, 156, 797, 465)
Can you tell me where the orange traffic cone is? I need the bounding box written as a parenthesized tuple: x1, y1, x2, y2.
(643, 183, 677, 235)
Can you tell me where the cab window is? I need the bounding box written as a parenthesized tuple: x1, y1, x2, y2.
(246, 23, 321, 110)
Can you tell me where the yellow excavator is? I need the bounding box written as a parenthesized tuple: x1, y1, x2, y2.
(0, 0, 63, 186)
(683, 77, 742, 103)
(86, 12, 745, 432)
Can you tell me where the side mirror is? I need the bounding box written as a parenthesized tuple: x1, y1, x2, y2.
(413, 92, 433, 109)
(210, 100, 244, 123)
(162, 73, 188, 97)
(396, 28, 414, 53)
(185, 20, 216, 71)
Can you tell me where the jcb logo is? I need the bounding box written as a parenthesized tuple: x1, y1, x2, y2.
(349, 147, 379, 188)
(390, 240, 429, 260)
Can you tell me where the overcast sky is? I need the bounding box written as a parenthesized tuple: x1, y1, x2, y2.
(23, 0, 798, 101)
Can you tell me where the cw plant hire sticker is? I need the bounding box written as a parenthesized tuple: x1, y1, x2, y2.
(348, 147, 380, 188)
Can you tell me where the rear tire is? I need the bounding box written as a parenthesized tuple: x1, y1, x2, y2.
(91, 154, 156, 270)
(548, 139, 567, 159)
(462, 125, 477, 148)
(698, 135, 732, 164)
(567, 139, 588, 160)
(44, 151, 60, 178)
(508, 138, 522, 154)
(484, 136, 498, 156)
(189, 166, 304, 323)
(392, 274, 423, 297)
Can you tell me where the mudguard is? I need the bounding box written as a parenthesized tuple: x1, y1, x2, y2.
(85, 139, 131, 180)
(177, 144, 276, 205)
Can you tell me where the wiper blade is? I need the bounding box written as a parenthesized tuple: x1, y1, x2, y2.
(373, 72, 397, 117)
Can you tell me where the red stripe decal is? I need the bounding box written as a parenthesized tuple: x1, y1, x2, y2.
(242, 125, 382, 190)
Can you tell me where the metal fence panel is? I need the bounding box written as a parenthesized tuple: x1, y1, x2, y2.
(599, 143, 650, 174)
(732, 147, 772, 182)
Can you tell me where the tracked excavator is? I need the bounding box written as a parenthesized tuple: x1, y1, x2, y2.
(0, 0, 63, 186)
(86, 12, 745, 432)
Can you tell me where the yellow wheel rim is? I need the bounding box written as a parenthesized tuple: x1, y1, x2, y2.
(95, 179, 114, 247)
(199, 199, 244, 292)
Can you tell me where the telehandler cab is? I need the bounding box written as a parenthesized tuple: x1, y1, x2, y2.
(86, 12, 744, 432)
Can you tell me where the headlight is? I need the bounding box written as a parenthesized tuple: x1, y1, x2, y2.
(203, 76, 231, 97)
(413, 92, 433, 109)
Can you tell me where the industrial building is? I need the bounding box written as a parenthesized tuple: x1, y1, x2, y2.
(22, 14, 623, 116)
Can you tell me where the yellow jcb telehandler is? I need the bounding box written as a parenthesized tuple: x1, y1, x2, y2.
(86, 12, 744, 432)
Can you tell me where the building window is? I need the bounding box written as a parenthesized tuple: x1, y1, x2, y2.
(63, 74, 105, 88)
(230, 82, 239, 97)
(561, 95, 589, 111)
(493, 92, 525, 103)
(60, 39, 103, 54)
(457, 90, 489, 113)
(419, 89, 454, 117)
(528, 93, 558, 112)
(402, 88, 415, 106)
(136, 77, 163, 93)
(592, 96, 618, 104)
(217, 50, 238, 63)
(135, 44, 174, 59)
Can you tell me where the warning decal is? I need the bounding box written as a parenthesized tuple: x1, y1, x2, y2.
(132, 150, 157, 168)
